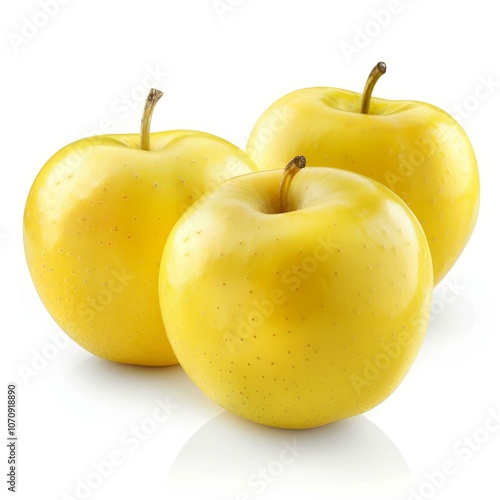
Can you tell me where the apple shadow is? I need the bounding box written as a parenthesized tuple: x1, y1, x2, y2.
(166, 411, 413, 500)
(423, 292, 479, 353)
(58, 350, 222, 421)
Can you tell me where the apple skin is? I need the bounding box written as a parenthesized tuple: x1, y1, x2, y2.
(158, 166, 433, 428)
(24, 131, 257, 366)
(246, 87, 480, 285)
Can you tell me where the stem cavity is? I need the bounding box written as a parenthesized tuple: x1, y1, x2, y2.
(140, 88, 164, 151)
(278, 156, 306, 213)
(361, 61, 386, 114)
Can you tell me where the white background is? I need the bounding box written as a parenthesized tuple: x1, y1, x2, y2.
(1, 1, 499, 499)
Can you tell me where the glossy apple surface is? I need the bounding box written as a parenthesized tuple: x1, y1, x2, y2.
(247, 66, 479, 285)
(159, 163, 432, 428)
(24, 91, 257, 366)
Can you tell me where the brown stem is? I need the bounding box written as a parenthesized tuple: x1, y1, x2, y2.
(140, 88, 164, 151)
(278, 156, 306, 213)
(361, 62, 386, 114)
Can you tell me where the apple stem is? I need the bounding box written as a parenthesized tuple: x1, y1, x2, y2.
(361, 61, 386, 114)
(140, 88, 164, 151)
(278, 156, 306, 213)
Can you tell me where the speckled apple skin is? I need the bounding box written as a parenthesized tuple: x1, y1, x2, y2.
(24, 131, 257, 365)
(159, 167, 433, 428)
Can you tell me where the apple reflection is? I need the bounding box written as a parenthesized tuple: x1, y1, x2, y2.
(166, 410, 413, 500)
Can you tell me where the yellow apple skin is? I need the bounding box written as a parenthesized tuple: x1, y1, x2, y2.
(247, 88, 480, 285)
(24, 131, 257, 366)
(159, 167, 433, 428)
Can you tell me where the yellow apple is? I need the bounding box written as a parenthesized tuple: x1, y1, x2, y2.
(247, 62, 480, 285)
(159, 158, 433, 428)
(24, 89, 257, 366)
